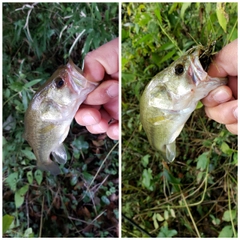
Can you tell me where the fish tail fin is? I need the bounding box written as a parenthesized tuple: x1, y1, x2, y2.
(165, 142, 176, 162)
(37, 160, 61, 176)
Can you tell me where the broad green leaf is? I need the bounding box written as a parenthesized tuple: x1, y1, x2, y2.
(216, 3, 228, 33)
(24, 228, 34, 237)
(70, 175, 78, 186)
(156, 213, 164, 222)
(152, 213, 159, 229)
(6, 172, 18, 192)
(181, 3, 192, 19)
(138, 12, 152, 27)
(101, 195, 110, 205)
(34, 169, 43, 185)
(27, 171, 33, 184)
(196, 152, 209, 171)
(157, 226, 178, 237)
(220, 142, 232, 155)
(222, 209, 237, 222)
(233, 152, 238, 164)
(196, 101, 203, 109)
(141, 154, 150, 168)
(9, 81, 24, 92)
(218, 225, 233, 238)
(142, 168, 153, 191)
(72, 136, 89, 152)
(170, 209, 176, 218)
(82, 172, 94, 184)
(164, 210, 169, 220)
(3, 214, 14, 234)
(3, 114, 16, 131)
(21, 148, 36, 160)
(15, 184, 29, 208)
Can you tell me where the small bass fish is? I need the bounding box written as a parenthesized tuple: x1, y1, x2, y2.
(140, 46, 227, 162)
(24, 59, 98, 175)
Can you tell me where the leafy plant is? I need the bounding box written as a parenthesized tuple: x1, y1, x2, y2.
(3, 2, 118, 237)
(122, 2, 237, 237)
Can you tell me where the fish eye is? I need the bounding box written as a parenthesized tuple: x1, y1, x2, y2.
(175, 64, 184, 75)
(55, 77, 65, 88)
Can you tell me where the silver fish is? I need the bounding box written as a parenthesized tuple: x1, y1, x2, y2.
(140, 46, 227, 162)
(24, 59, 98, 175)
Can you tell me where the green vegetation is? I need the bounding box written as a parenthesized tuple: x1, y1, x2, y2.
(3, 3, 118, 237)
(122, 3, 237, 237)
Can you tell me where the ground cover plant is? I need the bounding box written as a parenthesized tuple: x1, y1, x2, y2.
(3, 2, 119, 237)
(122, 2, 237, 237)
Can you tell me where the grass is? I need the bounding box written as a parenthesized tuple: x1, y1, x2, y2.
(3, 2, 119, 237)
(122, 2, 238, 238)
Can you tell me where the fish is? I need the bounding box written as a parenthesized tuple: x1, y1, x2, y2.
(140, 45, 227, 162)
(24, 59, 98, 175)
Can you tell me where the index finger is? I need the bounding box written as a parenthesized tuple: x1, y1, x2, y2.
(208, 39, 238, 78)
(83, 38, 119, 82)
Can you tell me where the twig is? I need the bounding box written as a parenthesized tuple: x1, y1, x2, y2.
(39, 195, 44, 238)
(68, 29, 86, 56)
(180, 191, 201, 238)
(90, 175, 109, 215)
(89, 141, 118, 189)
(227, 175, 237, 237)
(15, 3, 38, 43)
(122, 213, 154, 238)
(25, 192, 30, 228)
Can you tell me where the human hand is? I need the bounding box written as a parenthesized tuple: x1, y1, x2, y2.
(75, 38, 119, 140)
(202, 39, 238, 135)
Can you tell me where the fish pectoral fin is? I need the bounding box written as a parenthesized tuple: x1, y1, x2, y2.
(37, 160, 61, 176)
(165, 142, 176, 162)
(52, 144, 67, 164)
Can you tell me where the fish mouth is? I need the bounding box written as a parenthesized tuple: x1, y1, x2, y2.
(188, 47, 211, 86)
(65, 59, 98, 94)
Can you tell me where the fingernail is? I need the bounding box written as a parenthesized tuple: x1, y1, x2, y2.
(212, 89, 231, 103)
(106, 83, 118, 98)
(233, 107, 238, 120)
(90, 122, 107, 133)
(112, 125, 119, 139)
(82, 113, 97, 125)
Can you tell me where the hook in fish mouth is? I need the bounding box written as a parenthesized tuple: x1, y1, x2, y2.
(199, 48, 213, 72)
(187, 44, 215, 72)
(199, 40, 218, 72)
